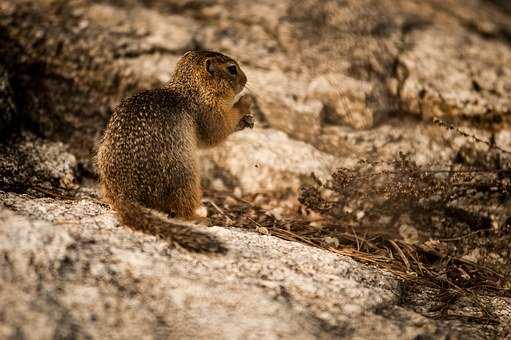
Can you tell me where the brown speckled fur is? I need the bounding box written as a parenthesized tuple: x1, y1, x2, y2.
(96, 51, 251, 252)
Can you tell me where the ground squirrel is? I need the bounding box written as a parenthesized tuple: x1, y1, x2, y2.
(96, 50, 254, 252)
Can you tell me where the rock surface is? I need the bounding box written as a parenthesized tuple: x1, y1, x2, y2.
(2, 0, 511, 160)
(0, 133, 78, 191)
(1, 0, 511, 339)
(201, 129, 342, 194)
(397, 25, 511, 120)
(1, 193, 510, 339)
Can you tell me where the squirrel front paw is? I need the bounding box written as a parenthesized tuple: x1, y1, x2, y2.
(234, 94, 253, 115)
(234, 94, 254, 130)
(237, 114, 255, 130)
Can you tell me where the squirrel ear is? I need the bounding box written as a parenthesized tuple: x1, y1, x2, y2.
(205, 58, 214, 75)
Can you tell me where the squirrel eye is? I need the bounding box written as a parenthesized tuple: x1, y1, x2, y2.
(226, 64, 237, 76)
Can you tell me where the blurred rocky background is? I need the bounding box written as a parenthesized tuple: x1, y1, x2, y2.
(1, 0, 510, 339)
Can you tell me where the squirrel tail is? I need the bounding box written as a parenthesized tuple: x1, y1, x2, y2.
(110, 197, 226, 253)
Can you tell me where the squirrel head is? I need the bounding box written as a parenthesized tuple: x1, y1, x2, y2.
(172, 50, 247, 105)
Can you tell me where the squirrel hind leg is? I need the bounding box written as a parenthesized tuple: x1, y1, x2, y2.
(164, 181, 203, 220)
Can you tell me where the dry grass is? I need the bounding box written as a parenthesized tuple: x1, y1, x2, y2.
(206, 141, 511, 326)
